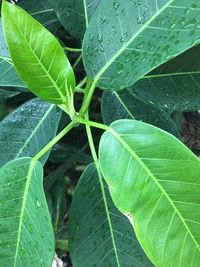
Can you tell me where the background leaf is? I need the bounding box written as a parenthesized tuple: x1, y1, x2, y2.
(0, 88, 20, 100)
(0, 157, 54, 267)
(101, 91, 180, 137)
(99, 119, 200, 266)
(0, 18, 24, 88)
(47, 0, 101, 39)
(0, 98, 61, 168)
(68, 163, 153, 267)
(83, 0, 200, 90)
(2, 1, 75, 105)
(19, 0, 60, 32)
(130, 44, 200, 111)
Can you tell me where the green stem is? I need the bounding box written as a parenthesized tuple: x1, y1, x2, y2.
(84, 112, 120, 267)
(76, 77, 87, 89)
(64, 47, 82, 53)
(34, 122, 75, 161)
(73, 53, 82, 69)
(75, 88, 85, 94)
(79, 78, 98, 117)
(78, 117, 109, 131)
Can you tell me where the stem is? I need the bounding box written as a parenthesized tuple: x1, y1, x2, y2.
(64, 47, 82, 53)
(75, 88, 85, 94)
(79, 78, 98, 117)
(76, 77, 87, 89)
(78, 117, 109, 131)
(34, 122, 75, 161)
(73, 53, 82, 69)
(84, 112, 120, 266)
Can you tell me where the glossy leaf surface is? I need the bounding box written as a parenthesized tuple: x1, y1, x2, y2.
(0, 18, 24, 88)
(2, 1, 75, 105)
(0, 157, 54, 267)
(131, 45, 200, 111)
(83, 0, 200, 90)
(69, 163, 153, 267)
(0, 98, 61, 168)
(102, 91, 179, 137)
(99, 119, 200, 266)
(48, 0, 101, 39)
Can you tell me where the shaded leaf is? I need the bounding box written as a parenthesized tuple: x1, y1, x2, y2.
(69, 163, 153, 267)
(83, 0, 200, 90)
(0, 88, 20, 99)
(99, 119, 200, 266)
(0, 157, 54, 267)
(131, 45, 200, 111)
(101, 91, 180, 137)
(0, 98, 61, 168)
(48, 0, 101, 39)
(19, 0, 60, 32)
(2, 1, 75, 105)
(0, 18, 24, 88)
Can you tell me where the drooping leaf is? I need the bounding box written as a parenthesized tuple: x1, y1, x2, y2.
(83, 0, 200, 90)
(99, 119, 200, 266)
(101, 91, 180, 137)
(19, 0, 60, 32)
(0, 157, 54, 267)
(69, 163, 153, 267)
(48, 0, 101, 39)
(0, 88, 20, 100)
(130, 44, 200, 111)
(0, 98, 61, 168)
(0, 18, 25, 88)
(2, 1, 75, 105)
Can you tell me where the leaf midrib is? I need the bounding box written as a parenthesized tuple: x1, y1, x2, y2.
(13, 160, 36, 267)
(108, 126, 200, 253)
(113, 91, 135, 120)
(143, 70, 200, 79)
(95, 0, 174, 80)
(83, 0, 89, 28)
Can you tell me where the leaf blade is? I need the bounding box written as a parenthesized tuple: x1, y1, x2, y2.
(99, 119, 200, 266)
(68, 163, 153, 267)
(47, 0, 101, 39)
(2, 1, 75, 104)
(132, 45, 200, 111)
(0, 18, 24, 88)
(0, 98, 61, 168)
(101, 91, 180, 137)
(83, 0, 200, 90)
(0, 157, 54, 267)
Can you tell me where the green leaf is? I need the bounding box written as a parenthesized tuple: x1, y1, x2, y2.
(19, 0, 60, 32)
(0, 98, 61, 168)
(130, 45, 200, 111)
(101, 91, 180, 137)
(83, 0, 200, 90)
(68, 163, 153, 267)
(0, 88, 20, 100)
(99, 119, 200, 266)
(0, 157, 54, 267)
(0, 18, 25, 88)
(47, 0, 101, 39)
(2, 1, 75, 105)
